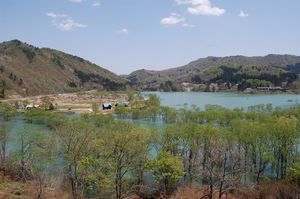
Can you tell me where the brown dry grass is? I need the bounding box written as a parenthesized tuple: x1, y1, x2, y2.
(167, 182, 300, 199)
(169, 185, 239, 199)
(0, 174, 70, 199)
(241, 181, 300, 199)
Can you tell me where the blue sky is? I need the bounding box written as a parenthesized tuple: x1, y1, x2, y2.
(1, 0, 300, 74)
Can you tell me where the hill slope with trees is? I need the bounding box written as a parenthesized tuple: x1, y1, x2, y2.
(126, 55, 300, 91)
(0, 40, 127, 97)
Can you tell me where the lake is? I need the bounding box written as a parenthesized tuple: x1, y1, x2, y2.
(6, 92, 300, 153)
(4, 92, 300, 184)
(142, 92, 300, 109)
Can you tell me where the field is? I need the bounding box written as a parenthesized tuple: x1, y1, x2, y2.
(2, 90, 135, 114)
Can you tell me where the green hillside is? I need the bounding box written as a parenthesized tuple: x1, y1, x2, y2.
(0, 40, 127, 97)
(126, 55, 300, 91)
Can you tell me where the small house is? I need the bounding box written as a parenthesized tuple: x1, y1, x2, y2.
(102, 103, 112, 110)
(26, 104, 40, 110)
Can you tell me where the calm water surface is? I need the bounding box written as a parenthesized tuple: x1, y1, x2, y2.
(4, 92, 300, 182)
(143, 92, 300, 109)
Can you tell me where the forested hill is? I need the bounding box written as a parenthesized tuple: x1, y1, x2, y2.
(126, 55, 300, 91)
(0, 40, 127, 97)
(1, 39, 300, 96)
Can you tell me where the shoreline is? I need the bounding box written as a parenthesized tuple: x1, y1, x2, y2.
(141, 89, 300, 95)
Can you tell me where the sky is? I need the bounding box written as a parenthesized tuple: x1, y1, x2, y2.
(1, 0, 300, 74)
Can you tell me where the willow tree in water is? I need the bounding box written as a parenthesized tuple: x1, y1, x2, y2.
(0, 102, 16, 175)
(147, 151, 184, 193)
(270, 116, 298, 179)
(97, 121, 151, 199)
(55, 119, 96, 199)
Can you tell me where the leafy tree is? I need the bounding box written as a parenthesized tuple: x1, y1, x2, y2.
(13, 127, 55, 185)
(55, 119, 96, 199)
(24, 130, 56, 199)
(0, 102, 16, 175)
(0, 127, 9, 175)
(146, 94, 160, 107)
(159, 81, 180, 92)
(97, 121, 151, 199)
(40, 96, 54, 111)
(147, 151, 184, 193)
(286, 160, 300, 188)
(271, 116, 298, 179)
(0, 102, 17, 121)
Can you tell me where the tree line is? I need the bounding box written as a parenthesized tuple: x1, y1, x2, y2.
(0, 95, 300, 198)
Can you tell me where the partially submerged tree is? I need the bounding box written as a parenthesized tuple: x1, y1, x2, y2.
(147, 151, 184, 193)
(97, 121, 151, 199)
(55, 119, 96, 199)
(0, 127, 9, 175)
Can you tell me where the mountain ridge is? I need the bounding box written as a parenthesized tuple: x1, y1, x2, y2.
(1, 39, 300, 96)
(126, 54, 300, 91)
(0, 40, 127, 97)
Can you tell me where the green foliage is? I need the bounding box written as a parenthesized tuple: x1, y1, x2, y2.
(159, 81, 181, 92)
(191, 75, 202, 83)
(0, 40, 127, 96)
(91, 102, 99, 113)
(115, 105, 129, 115)
(203, 65, 298, 90)
(97, 121, 151, 199)
(127, 94, 162, 119)
(146, 94, 160, 107)
(0, 102, 16, 121)
(244, 79, 272, 88)
(21, 46, 36, 62)
(55, 119, 96, 198)
(146, 151, 184, 192)
(75, 69, 126, 91)
(24, 108, 66, 128)
(287, 161, 300, 187)
(12, 126, 56, 185)
(51, 54, 65, 69)
(4, 96, 300, 198)
(40, 96, 54, 111)
(0, 126, 9, 172)
(81, 113, 114, 128)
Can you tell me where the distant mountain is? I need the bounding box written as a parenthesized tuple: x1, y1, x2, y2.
(126, 55, 300, 91)
(0, 40, 127, 96)
(1, 40, 300, 96)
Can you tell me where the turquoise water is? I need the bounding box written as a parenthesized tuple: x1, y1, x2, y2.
(5, 92, 300, 153)
(3, 92, 300, 185)
(143, 92, 300, 109)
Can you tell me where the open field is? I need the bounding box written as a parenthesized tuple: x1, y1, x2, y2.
(1, 90, 135, 114)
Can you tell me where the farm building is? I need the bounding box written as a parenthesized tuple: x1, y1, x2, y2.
(102, 103, 112, 110)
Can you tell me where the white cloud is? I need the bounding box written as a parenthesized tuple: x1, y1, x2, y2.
(188, 5, 225, 16)
(182, 23, 195, 28)
(117, 28, 129, 35)
(175, 0, 210, 5)
(55, 19, 87, 31)
(46, 12, 67, 18)
(69, 0, 83, 3)
(46, 12, 87, 31)
(161, 13, 185, 25)
(92, 1, 101, 7)
(239, 10, 249, 17)
(175, 0, 225, 16)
